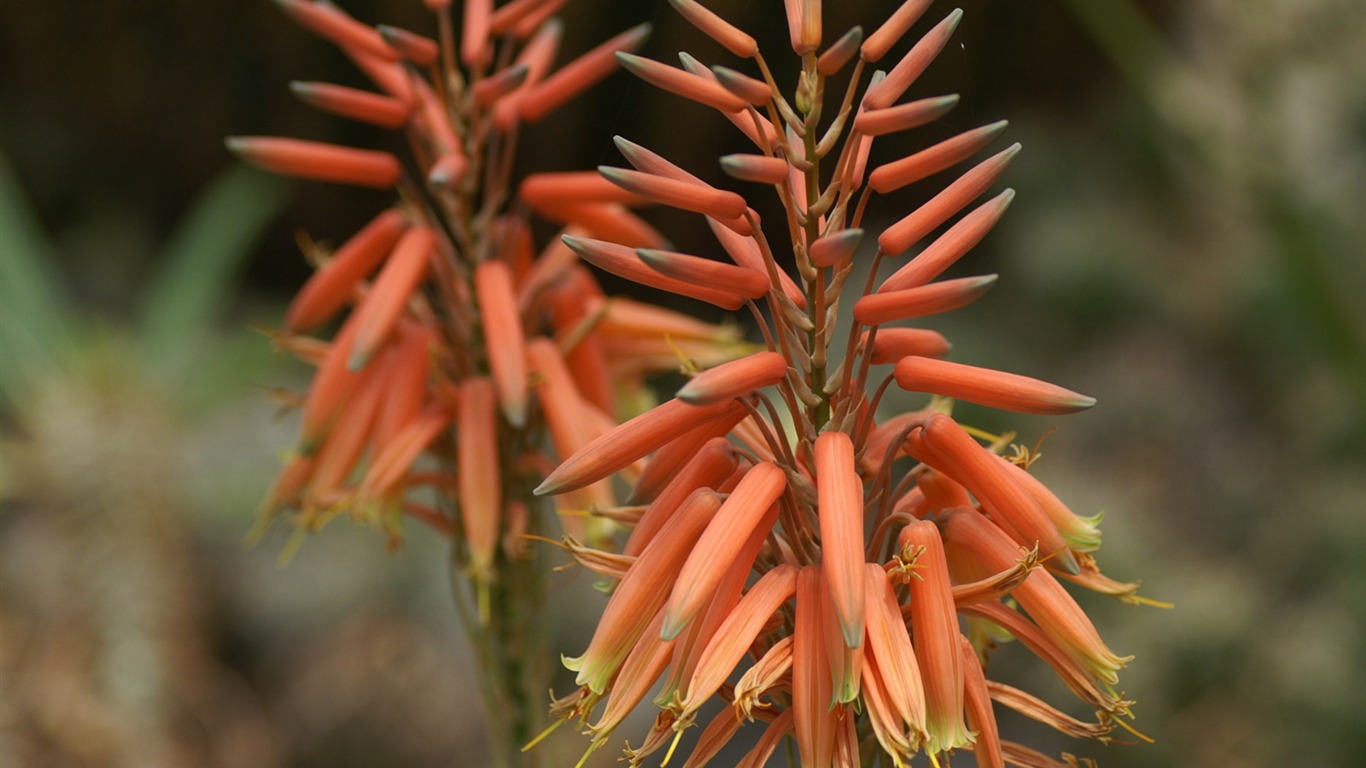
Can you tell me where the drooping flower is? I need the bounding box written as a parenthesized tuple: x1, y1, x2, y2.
(535, 1, 1158, 765)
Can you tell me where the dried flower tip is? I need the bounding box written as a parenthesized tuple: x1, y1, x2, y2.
(711, 66, 772, 105)
(376, 25, 438, 67)
(853, 274, 997, 326)
(599, 165, 747, 220)
(519, 22, 651, 123)
(861, 0, 934, 62)
(462, 0, 493, 68)
(535, 397, 739, 495)
(562, 235, 752, 309)
(226, 137, 402, 188)
(878, 142, 1019, 257)
(817, 26, 863, 75)
(855, 94, 959, 136)
(286, 208, 409, 333)
(346, 226, 436, 370)
(870, 119, 1009, 193)
(720, 153, 788, 184)
(616, 52, 749, 113)
(472, 63, 530, 106)
(289, 81, 411, 129)
(458, 377, 501, 581)
(862, 8, 962, 110)
(662, 462, 786, 639)
(895, 357, 1096, 415)
(808, 228, 864, 268)
(677, 350, 788, 405)
(815, 431, 866, 649)
(275, 0, 396, 61)
(879, 188, 1014, 292)
(867, 327, 952, 363)
(863, 563, 928, 739)
(637, 248, 770, 300)
(668, 0, 758, 58)
(475, 260, 530, 427)
(784, 0, 823, 54)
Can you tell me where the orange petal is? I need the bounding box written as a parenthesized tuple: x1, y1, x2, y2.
(913, 414, 1078, 573)
(518, 22, 651, 123)
(878, 188, 1014, 292)
(624, 438, 739, 556)
(900, 520, 972, 755)
(617, 52, 749, 113)
(474, 260, 530, 427)
(866, 327, 952, 363)
(943, 508, 1129, 684)
(535, 397, 740, 495)
(677, 350, 789, 405)
(567, 488, 722, 693)
(457, 377, 501, 580)
(668, 0, 757, 58)
(817, 26, 863, 75)
(861, 0, 934, 62)
(520, 170, 647, 209)
(599, 166, 747, 221)
(895, 357, 1096, 415)
(815, 431, 866, 649)
(461, 0, 492, 68)
(961, 635, 1005, 768)
(663, 462, 786, 639)
(706, 218, 807, 309)
(307, 357, 388, 502)
(712, 66, 772, 105)
(854, 94, 959, 136)
(637, 248, 770, 300)
(289, 81, 411, 129)
(562, 235, 752, 309)
(870, 120, 1009, 193)
(491, 17, 562, 129)
(852, 274, 997, 326)
(360, 402, 451, 500)
(471, 63, 529, 106)
(720, 153, 789, 184)
(679, 564, 799, 717)
(808, 228, 864, 268)
(793, 565, 839, 768)
(862, 9, 961, 110)
(784, 0, 822, 54)
(878, 143, 1019, 257)
(285, 208, 409, 333)
(346, 226, 435, 370)
(372, 322, 435, 446)
(377, 25, 439, 67)
(736, 709, 795, 768)
(275, 0, 395, 61)
(863, 562, 927, 740)
(226, 137, 402, 188)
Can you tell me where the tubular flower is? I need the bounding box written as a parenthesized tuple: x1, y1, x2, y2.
(534, 2, 1157, 765)
(239, 0, 746, 557)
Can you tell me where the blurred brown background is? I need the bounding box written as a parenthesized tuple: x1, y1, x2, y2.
(2, 1, 1363, 766)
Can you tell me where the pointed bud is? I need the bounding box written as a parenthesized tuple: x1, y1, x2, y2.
(853, 274, 997, 326)
(457, 377, 501, 581)
(226, 137, 402, 188)
(712, 66, 772, 105)
(867, 327, 951, 363)
(562, 235, 752, 309)
(677, 351, 789, 405)
(599, 165, 748, 220)
(720, 153, 789, 184)
(290, 81, 411, 129)
(862, 9, 961, 110)
(668, 0, 758, 58)
(815, 431, 866, 649)
(637, 248, 770, 300)
(895, 357, 1096, 415)
(855, 94, 959, 136)
(663, 463, 786, 639)
(879, 188, 1014, 292)
(474, 260, 529, 427)
(285, 208, 409, 333)
(275, 0, 395, 61)
(808, 228, 864, 267)
(870, 120, 1009, 194)
(861, 0, 934, 62)
(617, 52, 749, 113)
(878, 143, 1019, 257)
(518, 23, 651, 123)
(345, 227, 435, 370)
(817, 26, 863, 75)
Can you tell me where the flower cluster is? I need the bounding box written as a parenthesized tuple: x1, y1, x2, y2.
(230, 0, 747, 583)
(533, 2, 1155, 766)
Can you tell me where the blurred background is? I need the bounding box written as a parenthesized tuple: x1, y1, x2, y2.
(1, 0, 1363, 766)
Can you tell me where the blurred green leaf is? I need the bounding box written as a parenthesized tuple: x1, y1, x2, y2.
(0, 153, 74, 405)
(137, 165, 289, 369)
